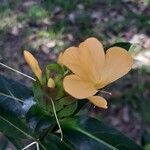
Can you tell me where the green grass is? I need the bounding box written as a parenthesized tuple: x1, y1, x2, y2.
(43, 0, 78, 12)
(26, 5, 49, 22)
(0, 0, 19, 30)
(17, 5, 49, 23)
(0, 0, 20, 13)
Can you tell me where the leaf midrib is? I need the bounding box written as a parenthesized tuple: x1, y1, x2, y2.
(0, 92, 23, 102)
(76, 127, 118, 150)
(0, 116, 47, 150)
(0, 116, 32, 138)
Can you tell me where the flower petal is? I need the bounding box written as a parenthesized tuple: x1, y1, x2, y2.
(57, 52, 63, 65)
(98, 47, 133, 88)
(63, 74, 97, 99)
(79, 37, 105, 83)
(60, 47, 89, 80)
(88, 96, 108, 109)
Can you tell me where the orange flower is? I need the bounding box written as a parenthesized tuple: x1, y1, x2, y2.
(59, 37, 133, 109)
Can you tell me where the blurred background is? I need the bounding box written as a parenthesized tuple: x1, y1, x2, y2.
(0, 0, 150, 149)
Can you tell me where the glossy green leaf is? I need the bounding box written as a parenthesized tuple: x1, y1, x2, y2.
(0, 75, 33, 99)
(26, 105, 56, 138)
(0, 75, 33, 138)
(62, 116, 143, 150)
(142, 130, 150, 146)
(32, 80, 45, 109)
(74, 100, 87, 115)
(0, 75, 35, 148)
(57, 101, 77, 118)
(55, 97, 77, 118)
(0, 75, 33, 116)
(0, 112, 31, 139)
(6, 136, 24, 149)
(0, 108, 34, 149)
(25, 106, 73, 150)
(40, 134, 72, 150)
(106, 42, 132, 51)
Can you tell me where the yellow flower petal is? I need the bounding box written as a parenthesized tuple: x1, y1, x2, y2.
(47, 78, 55, 88)
(60, 47, 89, 80)
(24, 50, 42, 80)
(79, 37, 105, 83)
(60, 37, 105, 82)
(98, 47, 133, 88)
(88, 96, 108, 109)
(63, 74, 97, 99)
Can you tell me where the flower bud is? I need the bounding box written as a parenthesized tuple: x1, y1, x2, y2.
(47, 78, 55, 88)
(24, 50, 42, 80)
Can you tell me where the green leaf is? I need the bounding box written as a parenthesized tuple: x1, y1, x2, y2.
(142, 130, 150, 146)
(45, 63, 64, 79)
(0, 75, 33, 139)
(0, 75, 33, 116)
(55, 97, 77, 118)
(45, 63, 66, 100)
(62, 116, 143, 150)
(106, 42, 132, 51)
(57, 100, 77, 118)
(6, 136, 24, 149)
(74, 100, 87, 115)
(0, 112, 31, 139)
(0, 76, 48, 150)
(32, 80, 45, 109)
(0, 75, 35, 148)
(26, 105, 56, 138)
(41, 134, 72, 150)
(0, 75, 32, 99)
(145, 144, 150, 150)
(25, 106, 73, 150)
